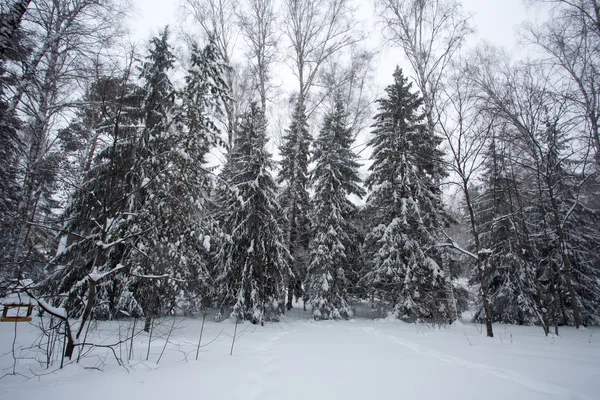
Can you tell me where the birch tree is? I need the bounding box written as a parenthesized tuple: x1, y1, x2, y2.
(237, 0, 278, 111)
(525, 0, 600, 164)
(283, 0, 364, 115)
(1, 0, 128, 280)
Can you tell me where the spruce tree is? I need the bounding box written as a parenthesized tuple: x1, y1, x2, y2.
(43, 74, 144, 320)
(0, 62, 22, 281)
(126, 30, 230, 328)
(306, 97, 365, 320)
(46, 33, 230, 323)
(120, 27, 177, 329)
(363, 67, 447, 320)
(215, 103, 289, 324)
(169, 39, 230, 312)
(529, 118, 600, 327)
(278, 100, 311, 309)
(474, 133, 541, 325)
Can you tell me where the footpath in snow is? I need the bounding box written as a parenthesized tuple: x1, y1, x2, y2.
(1, 309, 599, 400)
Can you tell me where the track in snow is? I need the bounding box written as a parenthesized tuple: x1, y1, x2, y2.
(2, 317, 599, 400)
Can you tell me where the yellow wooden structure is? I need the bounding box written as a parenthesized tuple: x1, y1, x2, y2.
(1, 281, 36, 322)
(1, 303, 34, 322)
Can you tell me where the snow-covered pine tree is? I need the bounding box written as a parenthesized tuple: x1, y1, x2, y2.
(166, 38, 230, 313)
(473, 132, 542, 326)
(120, 27, 178, 330)
(215, 102, 289, 324)
(527, 118, 600, 328)
(43, 74, 144, 320)
(363, 67, 447, 320)
(306, 97, 365, 320)
(278, 100, 311, 310)
(125, 29, 230, 327)
(0, 61, 22, 282)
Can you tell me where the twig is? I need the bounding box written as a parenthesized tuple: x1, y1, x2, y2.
(195, 313, 206, 361)
(157, 317, 177, 364)
(146, 318, 153, 361)
(200, 329, 225, 348)
(129, 318, 137, 360)
(464, 331, 473, 346)
(11, 319, 18, 375)
(230, 317, 239, 356)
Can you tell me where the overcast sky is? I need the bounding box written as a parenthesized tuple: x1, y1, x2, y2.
(128, 0, 545, 102)
(130, 0, 541, 49)
(127, 0, 546, 204)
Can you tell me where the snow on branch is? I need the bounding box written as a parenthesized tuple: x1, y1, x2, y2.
(427, 230, 478, 260)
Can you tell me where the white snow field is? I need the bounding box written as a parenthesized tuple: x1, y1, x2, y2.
(1, 307, 599, 400)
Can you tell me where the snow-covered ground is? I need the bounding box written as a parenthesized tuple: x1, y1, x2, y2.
(1, 307, 599, 400)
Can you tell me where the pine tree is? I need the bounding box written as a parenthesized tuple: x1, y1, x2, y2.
(126, 29, 231, 328)
(43, 74, 144, 320)
(278, 100, 311, 309)
(45, 32, 230, 324)
(306, 97, 365, 320)
(529, 118, 600, 327)
(215, 103, 289, 324)
(363, 67, 447, 320)
(0, 61, 22, 282)
(473, 133, 541, 326)
(169, 39, 230, 312)
(114, 27, 177, 329)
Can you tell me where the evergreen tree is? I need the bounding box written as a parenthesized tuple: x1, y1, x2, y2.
(46, 32, 230, 324)
(215, 103, 289, 324)
(529, 118, 600, 327)
(115, 27, 177, 328)
(169, 39, 230, 312)
(306, 97, 365, 320)
(126, 30, 231, 328)
(277, 100, 311, 309)
(473, 133, 541, 326)
(363, 67, 447, 320)
(44, 74, 144, 319)
(0, 61, 22, 282)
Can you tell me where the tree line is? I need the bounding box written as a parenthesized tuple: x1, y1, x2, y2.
(0, 0, 599, 341)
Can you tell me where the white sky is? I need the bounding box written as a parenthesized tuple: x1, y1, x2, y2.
(128, 0, 546, 104)
(128, 0, 547, 204)
(130, 0, 541, 54)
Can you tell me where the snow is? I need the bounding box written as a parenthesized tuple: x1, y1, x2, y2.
(1, 307, 599, 399)
(0, 292, 35, 306)
(88, 264, 126, 282)
(35, 298, 67, 319)
(55, 235, 68, 257)
(203, 235, 211, 251)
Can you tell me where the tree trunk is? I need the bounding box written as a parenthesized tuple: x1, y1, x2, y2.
(64, 331, 75, 360)
(286, 283, 293, 310)
(546, 175, 582, 328)
(76, 278, 96, 339)
(442, 257, 458, 323)
(463, 182, 494, 337)
(0, 0, 31, 57)
(144, 280, 159, 332)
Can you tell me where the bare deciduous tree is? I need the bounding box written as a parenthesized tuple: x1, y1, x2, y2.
(237, 0, 278, 112)
(377, 0, 473, 135)
(525, 0, 600, 164)
(436, 58, 493, 332)
(471, 46, 593, 329)
(283, 0, 364, 115)
(181, 0, 244, 145)
(315, 46, 376, 134)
